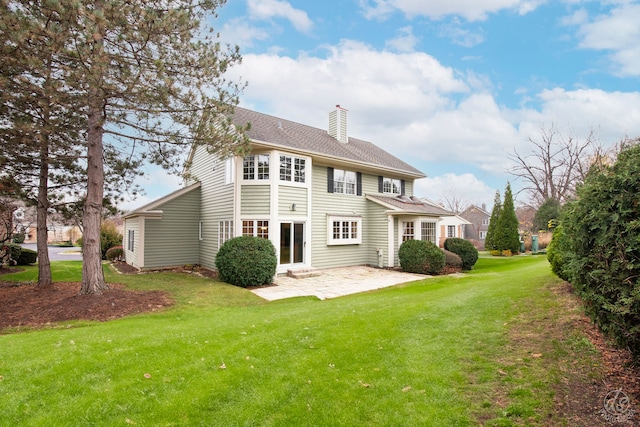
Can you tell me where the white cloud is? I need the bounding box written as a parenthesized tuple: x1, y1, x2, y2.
(247, 0, 313, 33)
(385, 26, 420, 52)
(219, 18, 271, 49)
(438, 18, 485, 47)
(360, 0, 544, 22)
(416, 173, 496, 207)
(574, 3, 640, 76)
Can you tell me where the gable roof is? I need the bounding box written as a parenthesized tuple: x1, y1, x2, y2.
(460, 204, 491, 218)
(231, 107, 425, 179)
(367, 194, 454, 217)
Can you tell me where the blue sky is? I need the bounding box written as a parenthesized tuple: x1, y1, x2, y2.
(123, 0, 640, 211)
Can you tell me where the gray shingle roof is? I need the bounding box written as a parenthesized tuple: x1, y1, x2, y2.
(367, 195, 455, 216)
(232, 107, 425, 178)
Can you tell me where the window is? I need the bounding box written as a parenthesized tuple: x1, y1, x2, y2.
(218, 220, 233, 247)
(225, 157, 234, 184)
(327, 216, 362, 245)
(280, 155, 305, 183)
(242, 220, 269, 239)
(243, 154, 270, 180)
(402, 221, 415, 242)
(333, 169, 357, 195)
(127, 230, 135, 251)
(421, 222, 436, 244)
(481, 219, 490, 225)
(199, 221, 203, 241)
(382, 177, 401, 195)
(447, 225, 456, 238)
(479, 231, 487, 239)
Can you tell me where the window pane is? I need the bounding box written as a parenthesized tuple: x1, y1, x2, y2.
(257, 154, 269, 180)
(257, 220, 269, 239)
(280, 155, 291, 181)
(351, 221, 358, 239)
(333, 221, 340, 239)
(243, 155, 255, 180)
(295, 158, 305, 183)
(421, 222, 436, 244)
(242, 220, 253, 236)
(342, 221, 349, 239)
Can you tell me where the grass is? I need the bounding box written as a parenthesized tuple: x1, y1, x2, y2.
(0, 256, 601, 426)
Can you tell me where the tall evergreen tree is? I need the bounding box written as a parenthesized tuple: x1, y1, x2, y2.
(496, 183, 520, 253)
(2, 0, 249, 294)
(485, 190, 501, 251)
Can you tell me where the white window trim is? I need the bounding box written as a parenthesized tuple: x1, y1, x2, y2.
(279, 153, 308, 186)
(479, 231, 487, 239)
(224, 157, 234, 185)
(242, 219, 270, 239)
(420, 221, 437, 245)
(199, 221, 203, 241)
(383, 177, 401, 195)
(327, 215, 362, 245)
(447, 225, 456, 238)
(333, 168, 357, 195)
(242, 153, 270, 182)
(218, 220, 234, 247)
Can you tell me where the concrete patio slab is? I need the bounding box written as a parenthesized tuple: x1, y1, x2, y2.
(251, 266, 427, 301)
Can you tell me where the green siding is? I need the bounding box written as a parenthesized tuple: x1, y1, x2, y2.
(241, 185, 270, 216)
(186, 146, 234, 269)
(365, 202, 390, 267)
(278, 185, 307, 217)
(123, 218, 140, 268)
(143, 187, 201, 269)
(311, 164, 373, 268)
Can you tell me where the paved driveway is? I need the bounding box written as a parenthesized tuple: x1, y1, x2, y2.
(20, 243, 82, 262)
(251, 266, 427, 301)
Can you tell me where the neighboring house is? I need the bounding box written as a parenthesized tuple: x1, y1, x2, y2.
(459, 204, 491, 249)
(123, 106, 460, 273)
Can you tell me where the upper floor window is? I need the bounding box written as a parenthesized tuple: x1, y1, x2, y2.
(333, 169, 357, 195)
(481, 219, 490, 226)
(380, 176, 402, 195)
(280, 155, 305, 183)
(243, 154, 270, 181)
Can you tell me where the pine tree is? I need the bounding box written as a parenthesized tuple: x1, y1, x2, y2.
(2, 1, 249, 294)
(485, 190, 501, 251)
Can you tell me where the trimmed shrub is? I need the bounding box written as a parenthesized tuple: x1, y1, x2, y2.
(216, 236, 277, 287)
(6, 244, 37, 265)
(398, 239, 445, 275)
(106, 246, 124, 261)
(443, 238, 479, 271)
(443, 249, 463, 269)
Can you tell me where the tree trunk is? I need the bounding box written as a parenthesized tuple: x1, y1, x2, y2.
(36, 135, 52, 288)
(80, 101, 108, 295)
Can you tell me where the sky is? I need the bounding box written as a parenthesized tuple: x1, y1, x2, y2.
(121, 0, 640, 212)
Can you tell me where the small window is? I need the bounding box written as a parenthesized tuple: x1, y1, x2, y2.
(383, 177, 401, 195)
(481, 219, 490, 226)
(327, 216, 362, 245)
(225, 157, 234, 184)
(242, 220, 269, 239)
(219, 220, 233, 247)
(421, 222, 436, 244)
(199, 221, 203, 241)
(127, 230, 135, 251)
(447, 225, 456, 238)
(402, 221, 415, 242)
(479, 231, 487, 239)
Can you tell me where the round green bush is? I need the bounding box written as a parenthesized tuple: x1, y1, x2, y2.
(215, 236, 277, 287)
(443, 249, 463, 269)
(398, 239, 445, 275)
(443, 238, 479, 271)
(106, 246, 124, 261)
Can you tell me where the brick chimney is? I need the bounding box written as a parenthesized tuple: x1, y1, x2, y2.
(328, 105, 348, 143)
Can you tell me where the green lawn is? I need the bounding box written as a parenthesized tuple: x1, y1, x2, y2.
(0, 256, 598, 426)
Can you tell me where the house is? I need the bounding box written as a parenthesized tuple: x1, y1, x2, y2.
(123, 106, 459, 274)
(459, 204, 491, 249)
